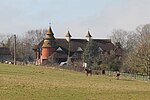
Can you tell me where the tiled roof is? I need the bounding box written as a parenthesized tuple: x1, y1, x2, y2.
(33, 39, 44, 51)
(93, 39, 115, 52)
(55, 39, 87, 55)
(55, 39, 69, 54)
(34, 38, 115, 58)
(51, 51, 68, 58)
(47, 26, 54, 35)
(72, 51, 83, 59)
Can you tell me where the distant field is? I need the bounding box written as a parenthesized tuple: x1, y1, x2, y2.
(0, 64, 150, 100)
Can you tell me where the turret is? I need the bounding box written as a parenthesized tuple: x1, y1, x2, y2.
(65, 30, 72, 42)
(42, 25, 56, 60)
(86, 30, 92, 41)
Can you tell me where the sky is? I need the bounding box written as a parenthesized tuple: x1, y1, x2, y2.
(0, 0, 150, 38)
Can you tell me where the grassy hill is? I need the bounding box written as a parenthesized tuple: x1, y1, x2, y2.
(0, 64, 150, 100)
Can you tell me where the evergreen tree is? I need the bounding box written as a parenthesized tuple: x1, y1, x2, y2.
(83, 40, 99, 69)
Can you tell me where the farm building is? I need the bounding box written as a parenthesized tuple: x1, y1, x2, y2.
(33, 25, 122, 65)
(0, 47, 11, 63)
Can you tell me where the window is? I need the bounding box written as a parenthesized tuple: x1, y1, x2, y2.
(56, 47, 63, 51)
(77, 47, 83, 52)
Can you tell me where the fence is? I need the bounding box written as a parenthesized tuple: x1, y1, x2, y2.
(104, 71, 149, 81)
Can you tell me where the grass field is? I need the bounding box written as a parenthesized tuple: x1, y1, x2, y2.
(0, 64, 150, 100)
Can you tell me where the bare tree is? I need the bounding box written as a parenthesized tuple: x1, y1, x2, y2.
(25, 29, 46, 44)
(21, 29, 46, 62)
(110, 29, 128, 48)
(123, 24, 150, 78)
(135, 24, 150, 78)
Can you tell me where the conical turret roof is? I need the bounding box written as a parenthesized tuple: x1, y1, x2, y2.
(47, 26, 54, 35)
(45, 25, 55, 39)
(65, 30, 72, 37)
(42, 25, 56, 48)
(86, 31, 92, 37)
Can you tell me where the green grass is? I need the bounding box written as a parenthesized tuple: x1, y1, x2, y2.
(0, 64, 150, 100)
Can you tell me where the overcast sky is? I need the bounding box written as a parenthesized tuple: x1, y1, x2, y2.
(0, 0, 150, 38)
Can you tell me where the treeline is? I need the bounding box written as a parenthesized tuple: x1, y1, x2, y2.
(83, 23, 150, 77)
(83, 39, 122, 72)
(110, 24, 150, 76)
(0, 29, 47, 63)
(1, 23, 150, 76)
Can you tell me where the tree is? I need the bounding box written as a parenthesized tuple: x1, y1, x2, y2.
(135, 24, 150, 77)
(101, 50, 122, 71)
(110, 29, 128, 49)
(25, 29, 46, 44)
(83, 40, 99, 69)
(110, 29, 140, 72)
(122, 24, 150, 77)
(21, 29, 46, 62)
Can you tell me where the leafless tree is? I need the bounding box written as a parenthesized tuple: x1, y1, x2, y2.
(110, 29, 128, 48)
(123, 24, 150, 76)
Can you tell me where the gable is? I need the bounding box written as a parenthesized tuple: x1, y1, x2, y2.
(56, 47, 63, 51)
(76, 47, 83, 52)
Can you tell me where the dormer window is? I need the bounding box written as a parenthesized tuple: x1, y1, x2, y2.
(77, 47, 83, 52)
(56, 47, 63, 51)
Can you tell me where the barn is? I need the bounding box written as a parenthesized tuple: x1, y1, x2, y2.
(33, 26, 121, 66)
(0, 47, 11, 63)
